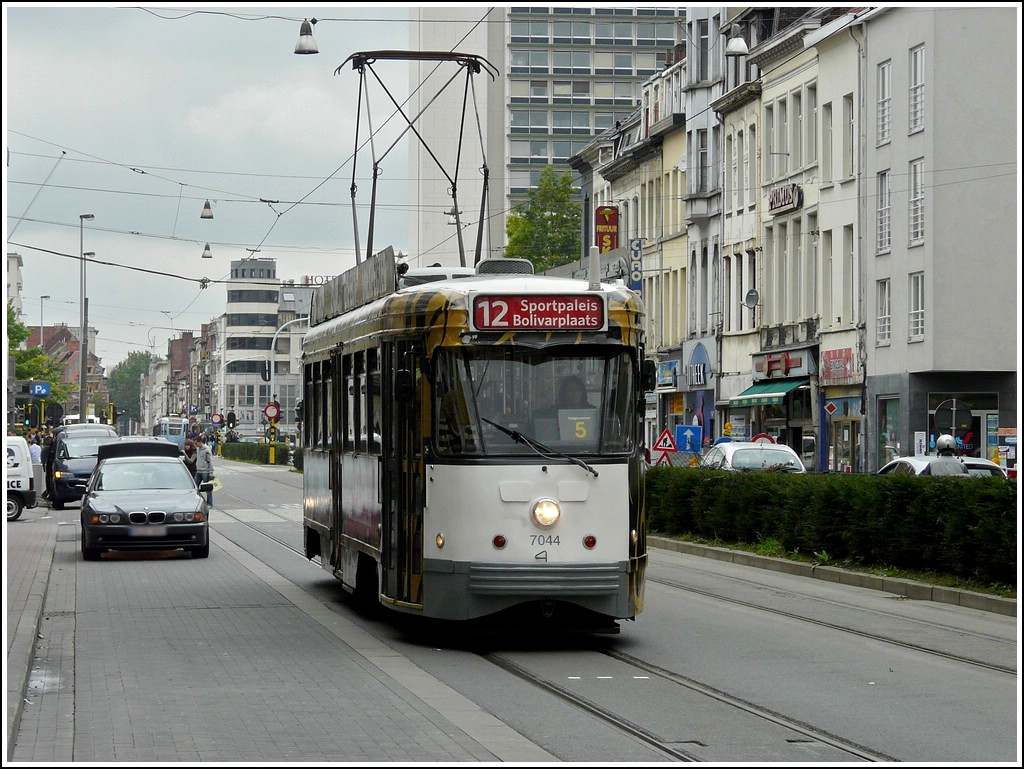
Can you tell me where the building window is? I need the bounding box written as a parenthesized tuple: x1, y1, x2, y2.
(909, 158, 925, 243)
(736, 131, 744, 209)
(807, 84, 817, 162)
(822, 103, 832, 183)
(764, 104, 774, 180)
(843, 94, 854, 179)
(876, 170, 891, 253)
(696, 129, 708, 192)
(842, 225, 854, 325)
(908, 272, 925, 340)
(552, 140, 572, 159)
(777, 97, 788, 176)
(876, 60, 891, 144)
(791, 91, 802, 168)
(697, 19, 709, 81)
(747, 125, 756, 206)
(876, 279, 891, 344)
(909, 45, 925, 133)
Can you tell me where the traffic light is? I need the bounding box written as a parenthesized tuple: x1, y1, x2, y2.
(23, 403, 33, 426)
(110, 404, 120, 425)
(226, 411, 237, 429)
(295, 399, 304, 425)
(261, 360, 271, 382)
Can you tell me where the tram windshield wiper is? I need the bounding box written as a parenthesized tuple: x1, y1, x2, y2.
(481, 418, 598, 477)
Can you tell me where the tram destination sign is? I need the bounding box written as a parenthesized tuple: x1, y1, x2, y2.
(472, 294, 606, 332)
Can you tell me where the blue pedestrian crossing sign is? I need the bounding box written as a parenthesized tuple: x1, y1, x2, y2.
(675, 424, 703, 453)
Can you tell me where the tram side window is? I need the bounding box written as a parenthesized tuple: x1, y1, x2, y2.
(302, 364, 313, 448)
(368, 347, 382, 453)
(307, 362, 322, 449)
(322, 358, 333, 449)
(355, 351, 367, 453)
(343, 355, 354, 451)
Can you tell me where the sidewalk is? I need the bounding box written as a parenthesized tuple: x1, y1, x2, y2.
(5, 506, 61, 758)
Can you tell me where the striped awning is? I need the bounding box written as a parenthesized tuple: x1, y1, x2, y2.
(729, 378, 808, 408)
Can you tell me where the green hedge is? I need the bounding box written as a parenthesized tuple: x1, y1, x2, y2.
(645, 467, 1017, 586)
(220, 442, 293, 466)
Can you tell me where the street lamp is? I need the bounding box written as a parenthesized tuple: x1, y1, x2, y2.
(78, 212, 94, 423)
(268, 316, 310, 422)
(39, 295, 50, 349)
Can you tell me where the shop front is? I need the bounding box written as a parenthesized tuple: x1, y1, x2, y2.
(728, 346, 817, 469)
(655, 340, 717, 456)
(867, 371, 1015, 472)
(819, 345, 863, 473)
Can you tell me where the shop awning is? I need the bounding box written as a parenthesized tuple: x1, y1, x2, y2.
(729, 378, 808, 408)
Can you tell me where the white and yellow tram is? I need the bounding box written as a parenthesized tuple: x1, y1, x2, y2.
(300, 252, 655, 631)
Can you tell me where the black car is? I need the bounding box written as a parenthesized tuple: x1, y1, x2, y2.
(80, 439, 213, 560)
(46, 427, 120, 509)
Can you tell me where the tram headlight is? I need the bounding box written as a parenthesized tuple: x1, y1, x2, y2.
(531, 498, 560, 528)
(435, 532, 445, 549)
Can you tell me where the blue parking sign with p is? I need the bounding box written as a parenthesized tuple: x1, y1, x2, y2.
(30, 381, 51, 397)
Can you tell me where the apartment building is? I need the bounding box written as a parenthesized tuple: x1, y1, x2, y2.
(857, 7, 1017, 470)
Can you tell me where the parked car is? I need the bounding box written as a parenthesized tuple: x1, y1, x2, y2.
(80, 439, 213, 561)
(6, 435, 38, 521)
(959, 456, 1009, 478)
(698, 441, 806, 473)
(46, 427, 121, 509)
(876, 455, 969, 476)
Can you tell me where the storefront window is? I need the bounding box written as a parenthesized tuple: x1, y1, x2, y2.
(878, 397, 900, 464)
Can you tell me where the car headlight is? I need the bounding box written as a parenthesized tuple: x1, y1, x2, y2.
(86, 512, 122, 524)
(531, 498, 560, 528)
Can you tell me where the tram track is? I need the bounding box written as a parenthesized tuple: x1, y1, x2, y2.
(483, 647, 895, 762)
(647, 573, 1016, 676)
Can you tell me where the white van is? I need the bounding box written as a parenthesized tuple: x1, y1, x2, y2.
(6, 435, 38, 521)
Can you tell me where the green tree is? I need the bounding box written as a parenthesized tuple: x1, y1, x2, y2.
(107, 350, 155, 425)
(6, 300, 73, 405)
(504, 165, 581, 272)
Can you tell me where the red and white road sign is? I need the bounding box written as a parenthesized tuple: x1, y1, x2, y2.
(263, 402, 281, 421)
(653, 428, 677, 453)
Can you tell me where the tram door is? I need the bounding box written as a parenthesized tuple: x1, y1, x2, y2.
(381, 342, 425, 606)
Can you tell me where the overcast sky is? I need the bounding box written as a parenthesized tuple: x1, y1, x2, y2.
(4, 3, 436, 368)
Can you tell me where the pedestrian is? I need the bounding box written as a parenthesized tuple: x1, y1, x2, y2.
(194, 437, 215, 505)
(28, 437, 42, 464)
(182, 438, 198, 478)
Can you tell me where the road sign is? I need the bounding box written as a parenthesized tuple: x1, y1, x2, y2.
(824, 401, 838, 416)
(655, 451, 672, 466)
(30, 381, 51, 397)
(751, 433, 776, 444)
(653, 428, 677, 452)
(675, 424, 703, 452)
(211, 413, 223, 426)
(263, 402, 281, 421)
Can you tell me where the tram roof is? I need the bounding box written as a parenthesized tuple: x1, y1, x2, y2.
(304, 272, 646, 355)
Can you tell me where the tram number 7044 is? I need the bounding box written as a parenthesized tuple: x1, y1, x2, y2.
(530, 534, 561, 547)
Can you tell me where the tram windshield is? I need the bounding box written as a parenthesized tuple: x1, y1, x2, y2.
(433, 347, 635, 457)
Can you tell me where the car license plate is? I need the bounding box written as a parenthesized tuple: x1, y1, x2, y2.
(128, 525, 167, 537)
